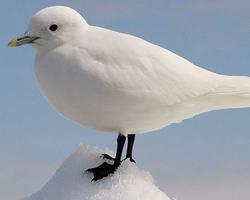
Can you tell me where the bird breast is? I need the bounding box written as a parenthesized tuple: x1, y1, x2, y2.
(34, 46, 169, 134)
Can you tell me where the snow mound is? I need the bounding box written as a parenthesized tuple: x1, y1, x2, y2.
(22, 144, 171, 200)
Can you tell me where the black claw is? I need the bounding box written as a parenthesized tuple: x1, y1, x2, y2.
(129, 157, 136, 163)
(86, 133, 128, 181)
(102, 153, 115, 161)
(87, 162, 117, 181)
(123, 157, 136, 163)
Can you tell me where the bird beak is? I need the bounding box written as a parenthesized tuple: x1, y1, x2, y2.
(8, 35, 40, 47)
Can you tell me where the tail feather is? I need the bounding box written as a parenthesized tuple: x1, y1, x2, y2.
(165, 75, 250, 126)
(207, 75, 250, 109)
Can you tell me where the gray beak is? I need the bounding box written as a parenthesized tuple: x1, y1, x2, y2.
(8, 35, 40, 47)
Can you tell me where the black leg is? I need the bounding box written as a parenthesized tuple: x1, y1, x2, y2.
(87, 133, 126, 181)
(114, 133, 126, 167)
(126, 134, 136, 163)
(102, 134, 136, 163)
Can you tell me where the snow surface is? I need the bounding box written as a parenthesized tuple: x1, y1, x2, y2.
(22, 144, 171, 200)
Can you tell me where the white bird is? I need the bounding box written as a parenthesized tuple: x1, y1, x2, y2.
(8, 6, 250, 180)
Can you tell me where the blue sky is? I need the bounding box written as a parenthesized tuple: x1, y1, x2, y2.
(1, 1, 250, 200)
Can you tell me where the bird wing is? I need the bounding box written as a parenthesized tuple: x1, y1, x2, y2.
(78, 26, 221, 106)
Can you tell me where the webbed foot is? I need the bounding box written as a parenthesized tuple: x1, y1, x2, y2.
(87, 162, 117, 181)
(102, 153, 115, 161)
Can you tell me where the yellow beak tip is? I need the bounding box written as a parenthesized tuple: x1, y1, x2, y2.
(8, 39, 17, 47)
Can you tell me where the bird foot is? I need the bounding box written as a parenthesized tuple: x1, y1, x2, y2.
(102, 153, 136, 163)
(87, 162, 117, 181)
(123, 157, 136, 163)
(102, 153, 115, 161)
(128, 157, 136, 163)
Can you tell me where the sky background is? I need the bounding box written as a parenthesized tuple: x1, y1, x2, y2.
(1, 1, 250, 200)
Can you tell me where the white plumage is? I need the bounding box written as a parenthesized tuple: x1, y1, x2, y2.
(21, 6, 250, 135)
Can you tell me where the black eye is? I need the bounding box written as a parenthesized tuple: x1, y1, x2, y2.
(49, 24, 58, 31)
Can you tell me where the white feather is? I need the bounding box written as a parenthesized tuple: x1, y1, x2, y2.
(28, 6, 250, 134)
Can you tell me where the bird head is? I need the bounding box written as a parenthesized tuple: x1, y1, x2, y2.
(8, 6, 89, 53)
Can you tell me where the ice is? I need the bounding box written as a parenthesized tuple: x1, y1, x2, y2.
(22, 144, 171, 200)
